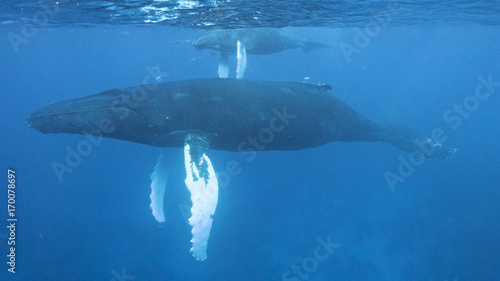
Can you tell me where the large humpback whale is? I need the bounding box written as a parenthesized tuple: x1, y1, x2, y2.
(27, 78, 455, 260)
(193, 28, 333, 78)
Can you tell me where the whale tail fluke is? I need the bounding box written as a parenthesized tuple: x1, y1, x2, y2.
(379, 125, 457, 159)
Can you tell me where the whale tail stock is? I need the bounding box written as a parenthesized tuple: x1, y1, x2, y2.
(378, 125, 457, 159)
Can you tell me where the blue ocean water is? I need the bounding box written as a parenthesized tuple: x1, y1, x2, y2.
(1, 1, 500, 281)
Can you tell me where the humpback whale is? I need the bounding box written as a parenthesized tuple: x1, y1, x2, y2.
(193, 28, 333, 78)
(27, 78, 455, 260)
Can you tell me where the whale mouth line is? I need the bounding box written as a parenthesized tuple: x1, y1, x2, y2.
(27, 105, 117, 119)
(26, 105, 119, 132)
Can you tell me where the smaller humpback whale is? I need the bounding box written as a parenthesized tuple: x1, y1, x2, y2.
(27, 78, 456, 260)
(193, 28, 333, 78)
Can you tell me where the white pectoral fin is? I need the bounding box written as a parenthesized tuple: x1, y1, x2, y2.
(184, 134, 219, 261)
(218, 50, 229, 78)
(149, 148, 173, 223)
(236, 40, 247, 79)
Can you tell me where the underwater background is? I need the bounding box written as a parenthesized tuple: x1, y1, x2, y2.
(1, 1, 500, 280)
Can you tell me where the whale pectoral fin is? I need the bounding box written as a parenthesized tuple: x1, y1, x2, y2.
(149, 148, 177, 223)
(236, 40, 247, 79)
(149, 148, 184, 222)
(218, 50, 229, 78)
(184, 134, 219, 261)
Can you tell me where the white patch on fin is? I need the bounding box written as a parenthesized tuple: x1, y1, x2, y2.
(218, 50, 229, 78)
(149, 148, 172, 223)
(236, 40, 247, 79)
(184, 134, 219, 261)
